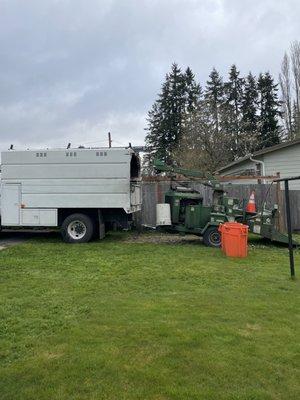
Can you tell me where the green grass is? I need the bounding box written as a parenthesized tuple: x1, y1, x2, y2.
(0, 232, 299, 400)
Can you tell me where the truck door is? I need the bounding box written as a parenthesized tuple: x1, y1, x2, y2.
(1, 184, 21, 226)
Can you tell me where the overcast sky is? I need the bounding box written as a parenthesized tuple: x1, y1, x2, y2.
(0, 0, 299, 151)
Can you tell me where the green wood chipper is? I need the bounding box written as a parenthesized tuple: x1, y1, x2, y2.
(154, 160, 294, 247)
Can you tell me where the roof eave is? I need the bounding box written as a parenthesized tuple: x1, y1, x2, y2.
(217, 138, 300, 173)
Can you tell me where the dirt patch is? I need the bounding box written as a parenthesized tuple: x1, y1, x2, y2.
(123, 232, 201, 245)
(0, 237, 26, 250)
(238, 323, 262, 338)
(42, 351, 64, 360)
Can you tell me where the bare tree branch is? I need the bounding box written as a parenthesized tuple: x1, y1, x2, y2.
(279, 52, 293, 138)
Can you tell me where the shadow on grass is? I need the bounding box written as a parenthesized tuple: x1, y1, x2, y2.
(1, 229, 298, 254)
(0, 229, 60, 243)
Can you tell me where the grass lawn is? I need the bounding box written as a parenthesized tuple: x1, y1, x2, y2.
(0, 232, 299, 400)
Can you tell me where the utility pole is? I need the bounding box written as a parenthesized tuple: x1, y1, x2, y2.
(108, 132, 112, 148)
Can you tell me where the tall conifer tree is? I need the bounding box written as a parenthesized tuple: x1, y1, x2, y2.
(223, 65, 245, 157)
(204, 68, 224, 134)
(144, 63, 200, 171)
(257, 72, 282, 149)
(240, 72, 259, 153)
(184, 67, 202, 114)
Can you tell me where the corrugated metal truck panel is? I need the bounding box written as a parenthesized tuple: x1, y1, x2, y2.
(21, 193, 130, 209)
(1, 163, 129, 180)
(1, 148, 131, 165)
(20, 181, 128, 194)
(1, 178, 127, 185)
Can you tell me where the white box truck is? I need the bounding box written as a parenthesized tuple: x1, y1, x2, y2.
(0, 147, 141, 243)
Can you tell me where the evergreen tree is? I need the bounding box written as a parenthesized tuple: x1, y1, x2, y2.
(145, 63, 283, 175)
(143, 102, 164, 174)
(257, 72, 282, 149)
(165, 63, 188, 154)
(222, 65, 245, 157)
(240, 72, 259, 153)
(144, 63, 200, 172)
(184, 67, 202, 114)
(204, 68, 224, 134)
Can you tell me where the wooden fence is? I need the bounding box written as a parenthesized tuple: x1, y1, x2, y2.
(135, 180, 300, 232)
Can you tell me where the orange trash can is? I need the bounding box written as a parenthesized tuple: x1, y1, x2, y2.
(219, 222, 248, 258)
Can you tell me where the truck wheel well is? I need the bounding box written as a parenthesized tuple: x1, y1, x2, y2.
(58, 209, 99, 226)
(57, 208, 132, 230)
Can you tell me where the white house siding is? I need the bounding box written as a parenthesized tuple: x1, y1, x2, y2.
(219, 159, 261, 185)
(262, 144, 300, 190)
(220, 143, 300, 190)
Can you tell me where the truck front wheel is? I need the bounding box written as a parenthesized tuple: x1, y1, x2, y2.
(61, 213, 94, 243)
(203, 226, 221, 248)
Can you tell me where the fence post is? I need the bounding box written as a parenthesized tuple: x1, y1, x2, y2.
(275, 172, 285, 232)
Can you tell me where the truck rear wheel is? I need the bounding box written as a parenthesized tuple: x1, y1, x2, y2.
(61, 213, 94, 243)
(203, 226, 221, 248)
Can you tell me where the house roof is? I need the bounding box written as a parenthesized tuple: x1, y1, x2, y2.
(217, 138, 300, 173)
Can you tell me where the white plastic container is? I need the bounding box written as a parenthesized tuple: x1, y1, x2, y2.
(156, 203, 171, 226)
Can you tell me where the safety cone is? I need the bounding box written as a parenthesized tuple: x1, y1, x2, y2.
(246, 191, 256, 213)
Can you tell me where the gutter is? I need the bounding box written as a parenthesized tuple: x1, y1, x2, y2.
(250, 154, 265, 183)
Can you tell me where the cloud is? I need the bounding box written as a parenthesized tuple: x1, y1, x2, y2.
(0, 0, 299, 151)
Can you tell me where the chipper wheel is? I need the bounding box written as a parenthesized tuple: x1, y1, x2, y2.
(203, 226, 221, 248)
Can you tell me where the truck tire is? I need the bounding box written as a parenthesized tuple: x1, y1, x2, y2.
(203, 226, 221, 248)
(61, 213, 94, 243)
